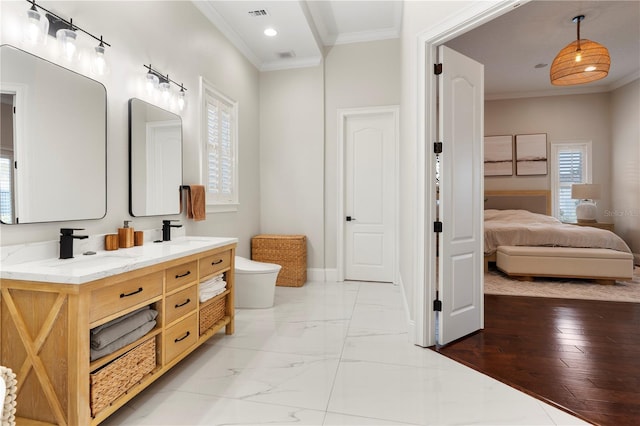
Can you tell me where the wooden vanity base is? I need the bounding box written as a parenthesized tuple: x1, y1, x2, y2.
(0, 243, 236, 425)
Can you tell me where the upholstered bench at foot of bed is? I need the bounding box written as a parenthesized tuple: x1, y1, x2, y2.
(496, 246, 634, 285)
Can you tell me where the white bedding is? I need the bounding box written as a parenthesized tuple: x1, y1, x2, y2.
(484, 209, 631, 255)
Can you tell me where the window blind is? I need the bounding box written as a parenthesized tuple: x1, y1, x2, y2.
(556, 148, 585, 222)
(205, 94, 235, 203)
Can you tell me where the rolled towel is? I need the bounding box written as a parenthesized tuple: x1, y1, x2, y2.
(90, 320, 156, 361)
(91, 309, 158, 349)
(91, 305, 150, 335)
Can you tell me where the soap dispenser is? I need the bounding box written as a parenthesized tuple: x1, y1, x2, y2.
(118, 220, 134, 248)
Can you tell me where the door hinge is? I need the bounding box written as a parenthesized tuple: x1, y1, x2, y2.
(14, 106, 16, 114)
(434, 221, 443, 233)
(14, 161, 17, 169)
(433, 299, 442, 312)
(434, 63, 443, 75)
(434, 142, 443, 154)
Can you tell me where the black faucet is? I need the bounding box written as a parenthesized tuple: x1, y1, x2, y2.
(59, 228, 89, 259)
(162, 220, 182, 241)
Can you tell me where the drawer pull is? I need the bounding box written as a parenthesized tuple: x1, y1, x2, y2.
(175, 270, 191, 279)
(211, 259, 223, 266)
(174, 331, 191, 343)
(175, 298, 191, 308)
(120, 287, 143, 298)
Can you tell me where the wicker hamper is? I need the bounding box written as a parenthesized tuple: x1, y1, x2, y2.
(199, 296, 226, 335)
(90, 337, 156, 416)
(251, 234, 307, 287)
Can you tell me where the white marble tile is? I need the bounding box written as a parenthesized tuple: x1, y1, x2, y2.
(215, 316, 350, 357)
(348, 302, 407, 333)
(353, 281, 404, 308)
(157, 344, 340, 411)
(328, 359, 580, 425)
(538, 401, 590, 425)
(101, 389, 325, 425)
(343, 328, 455, 368)
(323, 412, 419, 425)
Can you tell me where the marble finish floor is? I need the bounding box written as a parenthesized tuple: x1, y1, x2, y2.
(102, 281, 588, 425)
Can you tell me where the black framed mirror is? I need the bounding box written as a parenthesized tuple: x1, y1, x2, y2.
(0, 44, 107, 224)
(128, 98, 183, 217)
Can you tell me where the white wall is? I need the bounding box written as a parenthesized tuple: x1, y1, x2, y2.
(259, 66, 325, 269)
(611, 78, 640, 258)
(0, 1, 261, 257)
(485, 93, 613, 221)
(324, 39, 401, 272)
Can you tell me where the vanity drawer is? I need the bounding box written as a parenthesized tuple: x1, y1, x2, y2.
(90, 272, 163, 323)
(165, 285, 197, 325)
(166, 260, 197, 293)
(199, 250, 231, 278)
(165, 313, 197, 364)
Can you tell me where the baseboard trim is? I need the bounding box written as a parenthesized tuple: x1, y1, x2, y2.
(305, 268, 339, 283)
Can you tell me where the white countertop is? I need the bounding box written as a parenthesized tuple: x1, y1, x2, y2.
(0, 236, 237, 285)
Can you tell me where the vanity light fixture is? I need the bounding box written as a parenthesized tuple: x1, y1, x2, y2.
(22, 0, 111, 75)
(24, 0, 49, 45)
(550, 15, 610, 86)
(143, 64, 188, 111)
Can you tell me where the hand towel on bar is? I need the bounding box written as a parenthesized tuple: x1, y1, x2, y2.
(90, 305, 150, 335)
(91, 309, 158, 349)
(186, 185, 206, 221)
(90, 320, 156, 361)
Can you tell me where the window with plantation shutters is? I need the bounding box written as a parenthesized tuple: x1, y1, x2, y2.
(201, 78, 238, 209)
(551, 142, 592, 222)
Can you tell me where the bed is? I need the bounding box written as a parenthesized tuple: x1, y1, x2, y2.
(484, 190, 634, 284)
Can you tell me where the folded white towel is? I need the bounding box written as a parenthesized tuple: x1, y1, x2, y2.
(200, 280, 226, 292)
(200, 274, 224, 287)
(199, 287, 226, 303)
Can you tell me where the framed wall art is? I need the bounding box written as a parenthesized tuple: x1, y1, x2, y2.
(484, 135, 513, 176)
(515, 133, 547, 176)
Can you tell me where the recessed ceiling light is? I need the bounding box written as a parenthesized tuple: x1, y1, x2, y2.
(264, 28, 277, 37)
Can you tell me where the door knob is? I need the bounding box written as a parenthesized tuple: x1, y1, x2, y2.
(346, 216, 357, 221)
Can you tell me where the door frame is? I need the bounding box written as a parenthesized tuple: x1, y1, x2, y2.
(413, 0, 528, 347)
(337, 105, 400, 283)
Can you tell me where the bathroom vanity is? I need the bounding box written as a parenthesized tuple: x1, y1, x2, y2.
(0, 237, 236, 425)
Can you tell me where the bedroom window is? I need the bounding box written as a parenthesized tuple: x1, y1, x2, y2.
(200, 77, 238, 211)
(551, 142, 592, 222)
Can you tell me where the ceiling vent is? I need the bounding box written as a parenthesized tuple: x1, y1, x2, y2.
(277, 51, 296, 59)
(248, 9, 269, 17)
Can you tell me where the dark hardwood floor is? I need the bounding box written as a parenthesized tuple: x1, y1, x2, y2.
(435, 295, 640, 426)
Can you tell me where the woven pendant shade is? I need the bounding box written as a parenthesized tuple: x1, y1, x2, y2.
(550, 39, 610, 85)
(550, 15, 611, 86)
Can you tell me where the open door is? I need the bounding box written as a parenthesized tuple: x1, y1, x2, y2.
(436, 45, 484, 346)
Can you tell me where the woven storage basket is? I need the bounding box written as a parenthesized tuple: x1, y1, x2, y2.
(251, 234, 307, 287)
(199, 296, 226, 335)
(90, 337, 156, 416)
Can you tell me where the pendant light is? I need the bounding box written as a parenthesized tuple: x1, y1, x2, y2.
(550, 15, 610, 86)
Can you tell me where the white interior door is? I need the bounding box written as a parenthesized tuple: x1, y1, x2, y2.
(344, 109, 397, 282)
(437, 46, 484, 345)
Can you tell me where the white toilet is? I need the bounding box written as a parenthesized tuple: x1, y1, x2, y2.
(234, 256, 282, 308)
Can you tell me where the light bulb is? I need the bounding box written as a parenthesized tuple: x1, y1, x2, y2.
(146, 72, 159, 93)
(24, 5, 49, 45)
(160, 81, 171, 101)
(575, 51, 582, 62)
(91, 43, 107, 75)
(584, 65, 596, 72)
(177, 88, 186, 111)
(56, 28, 77, 61)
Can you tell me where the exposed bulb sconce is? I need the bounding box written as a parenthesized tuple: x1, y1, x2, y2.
(24, 0, 49, 45)
(22, 0, 111, 75)
(143, 64, 188, 111)
(550, 15, 610, 86)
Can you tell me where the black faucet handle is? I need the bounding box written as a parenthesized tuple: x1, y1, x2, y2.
(60, 228, 85, 236)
